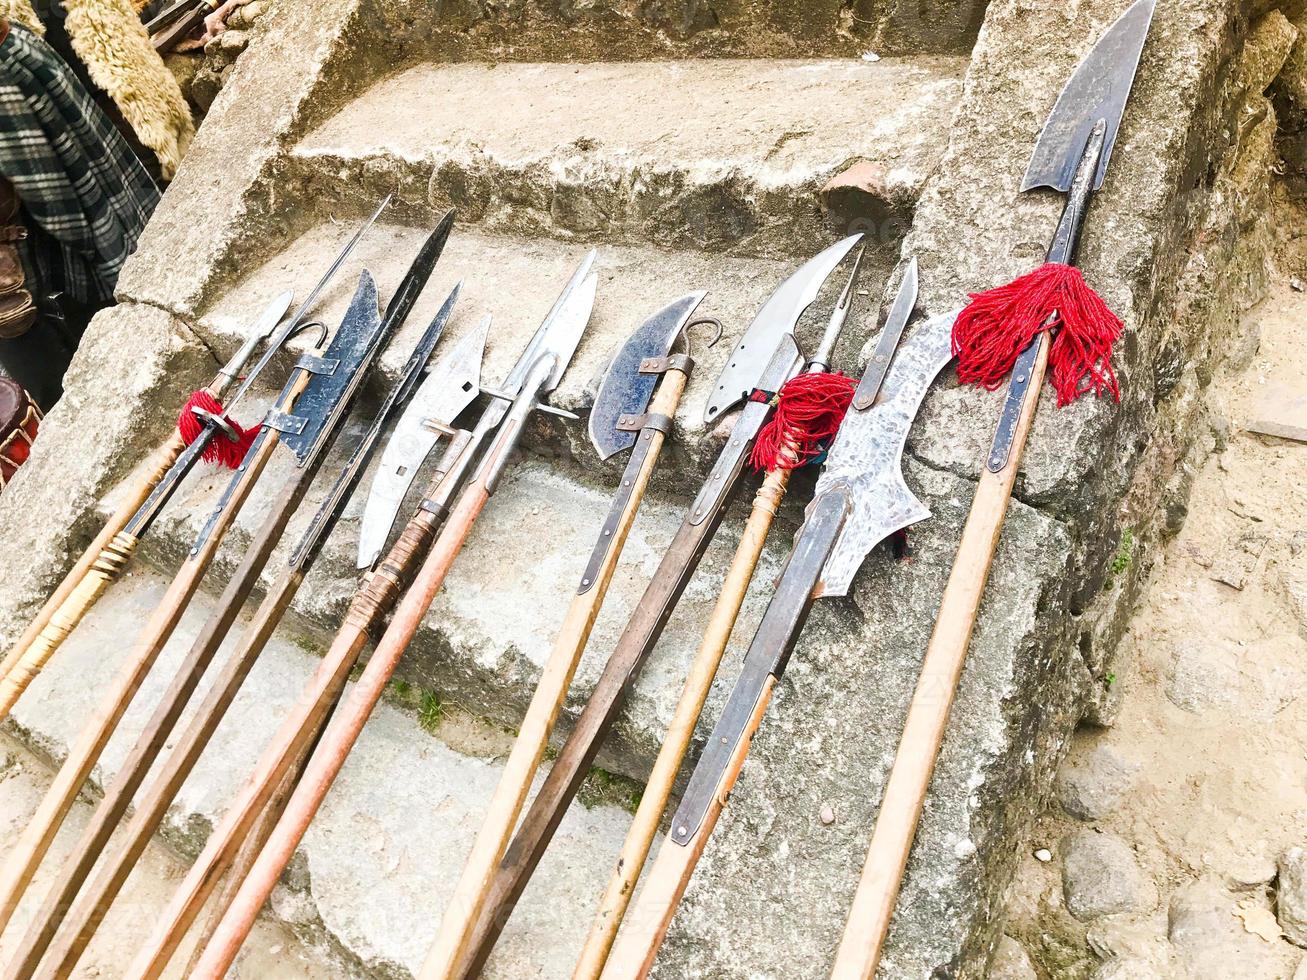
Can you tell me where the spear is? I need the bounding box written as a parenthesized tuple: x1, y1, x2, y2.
(602, 295, 958, 978)
(124, 318, 490, 980)
(451, 235, 864, 976)
(0, 213, 447, 972)
(830, 4, 1155, 976)
(0, 194, 387, 714)
(574, 250, 878, 980)
(188, 253, 599, 980)
(18, 273, 459, 980)
(421, 293, 715, 977)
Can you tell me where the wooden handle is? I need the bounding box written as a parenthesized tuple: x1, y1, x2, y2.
(829, 340, 1049, 980)
(423, 371, 688, 980)
(0, 531, 137, 722)
(191, 483, 492, 980)
(0, 430, 185, 687)
(129, 468, 453, 980)
(602, 677, 777, 979)
(575, 459, 790, 980)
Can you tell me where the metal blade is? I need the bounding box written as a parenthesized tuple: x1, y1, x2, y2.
(1021, 0, 1156, 193)
(356, 313, 490, 569)
(539, 271, 598, 395)
(852, 258, 918, 411)
(502, 250, 598, 397)
(813, 309, 958, 599)
(215, 290, 294, 387)
(703, 234, 863, 426)
(589, 292, 706, 460)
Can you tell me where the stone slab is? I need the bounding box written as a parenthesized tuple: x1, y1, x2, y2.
(287, 57, 965, 258)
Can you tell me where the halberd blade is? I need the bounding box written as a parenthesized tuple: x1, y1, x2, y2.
(589, 292, 707, 460)
(1022, 0, 1156, 193)
(356, 312, 490, 569)
(502, 250, 598, 398)
(703, 235, 863, 426)
(539, 271, 598, 395)
(813, 309, 958, 599)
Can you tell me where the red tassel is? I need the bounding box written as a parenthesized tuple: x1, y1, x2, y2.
(750, 372, 857, 472)
(177, 391, 259, 469)
(951, 262, 1122, 407)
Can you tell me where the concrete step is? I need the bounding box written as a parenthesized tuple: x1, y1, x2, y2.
(192, 218, 895, 486)
(367, 0, 989, 61)
(281, 58, 965, 259)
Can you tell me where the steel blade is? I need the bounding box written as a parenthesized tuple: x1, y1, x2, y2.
(852, 258, 918, 411)
(356, 313, 490, 569)
(589, 292, 706, 460)
(214, 290, 294, 387)
(1022, 0, 1156, 193)
(813, 309, 958, 599)
(538, 271, 598, 395)
(502, 250, 597, 397)
(704, 235, 863, 425)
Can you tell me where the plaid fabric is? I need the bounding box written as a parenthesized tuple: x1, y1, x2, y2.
(0, 21, 158, 305)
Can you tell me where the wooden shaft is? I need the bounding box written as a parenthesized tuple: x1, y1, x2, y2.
(575, 459, 790, 980)
(127, 499, 447, 980)
(829, 339, 1049, 980)
(191, 482, 493, 980)
(0, 424, 281, 941)
(0, 531, 137, 721)
(422, 371, 688, 980)
(602, 676, 777, 979)
(0, 430, 185, 687)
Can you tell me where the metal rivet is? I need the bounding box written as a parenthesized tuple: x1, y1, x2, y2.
(582, 578, 590, 587)
(677, 826, 688, 837)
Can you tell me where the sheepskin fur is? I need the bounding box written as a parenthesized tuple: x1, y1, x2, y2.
(0, 1, 44, 34)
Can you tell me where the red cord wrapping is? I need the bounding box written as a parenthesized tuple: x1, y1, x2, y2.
(750, 372, 857, 472)
(177, 391, 259, 469)
(951, 262, 1122, 406)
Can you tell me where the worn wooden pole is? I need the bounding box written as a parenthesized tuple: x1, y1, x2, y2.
(422, 370, 688, 979)
(574, 458, 790, 980)
(828, 337, 1049, 980)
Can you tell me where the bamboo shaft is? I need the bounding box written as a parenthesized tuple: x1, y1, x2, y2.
(422, 372, 687, 980)
(126, 493, 448, 980)
(0, 430, 184, 688)
(574, 459, 790, 980)
(602, 676, 777, 979)
(0, 531, 137, 721)
(0, 424, 281, 942)
(191, 482, 493, 979)
(828, 338, 1049, 980)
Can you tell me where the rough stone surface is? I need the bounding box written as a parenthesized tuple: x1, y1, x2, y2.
(1169, 875, 1284, 979)
(1054, 739, 1139, 822)
(1280, 846, 1307, 947)
(287, 58, 964, 259)
(987, 935, 1038, 980)
(1060, 829, 1156, 922)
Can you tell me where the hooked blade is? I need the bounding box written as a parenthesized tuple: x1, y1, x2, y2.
(589, 292, 706, 460)
(813, 309, 958, 599)
(703, 235, 863, 426)
(1021, 0, 1156, 193)
(356, 313, 490, 569)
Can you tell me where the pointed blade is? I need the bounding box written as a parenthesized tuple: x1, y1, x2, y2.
(1022, 0, 1156, 193)
(538, 271, 598, 395)
(852, 258, 918, 411)
(704, 235, 863, 426)
(813, 309, 958, 599)
(589, 292, 706, 460)
(356, 314, 490, 569)
(503, 250, 598, 397)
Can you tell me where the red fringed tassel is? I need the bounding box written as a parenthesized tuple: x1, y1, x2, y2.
(751, 372, 857, 472)
(177, 391, 259, 469)
(951, 262, 1123, 407)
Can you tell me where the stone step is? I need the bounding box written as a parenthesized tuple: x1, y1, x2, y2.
(366, 0, 989, 61)
(280, 57, 965, 259)
(193, 219, 895, 485)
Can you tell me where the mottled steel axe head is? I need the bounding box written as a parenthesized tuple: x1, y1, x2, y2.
(356, 310, 490, 570)
(589, 291, 707, 460)
(703, 234, 864, 426)
(813, 307, 959, 599)
(1022, 0, 1156, 193)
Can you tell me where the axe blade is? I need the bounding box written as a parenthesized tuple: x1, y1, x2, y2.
(589, 292, 706, 461)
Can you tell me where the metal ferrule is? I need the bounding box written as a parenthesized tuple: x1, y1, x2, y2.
(1047, 119, 1107, 266)
(476, 354, 558, 496)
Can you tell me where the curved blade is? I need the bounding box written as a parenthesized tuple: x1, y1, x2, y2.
(813, 309, 958, 599)
(539, 271, 598, 395)
(356, 313, 490, 569)
(703, 235, 863, 426)
(1022, 0, 1156, 193)
(504, 250, 597, 397)
(589, 292, 706, 460)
